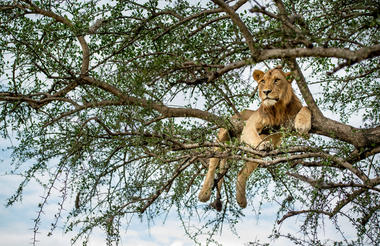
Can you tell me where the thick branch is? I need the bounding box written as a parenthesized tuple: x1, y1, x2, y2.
(260, 45, 380, 62)
(287, 58, 322, 116)
(187, 45, 380, 86)
(312, 118, 380, 149)
(287, 58, 380, 148)
(81, 76, 234, 129)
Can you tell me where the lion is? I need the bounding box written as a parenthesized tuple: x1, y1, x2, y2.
(198, 66, 311, 208)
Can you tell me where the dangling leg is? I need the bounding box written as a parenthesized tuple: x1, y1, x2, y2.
(198, 155, 219, 202)
(199, 128, 230, 203)
(236, 161, 259, 208)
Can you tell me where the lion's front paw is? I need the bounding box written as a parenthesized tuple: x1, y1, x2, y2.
(257, 140, 274, 151)
(295, 107, 311, 135)
(295, 119, 311, 135)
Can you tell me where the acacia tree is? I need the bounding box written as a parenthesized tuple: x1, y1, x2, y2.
(1, 0, 379, 245)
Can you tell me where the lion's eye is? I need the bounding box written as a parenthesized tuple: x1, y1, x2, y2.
(259, 80, 264, 84)
(274, 78, 280, 84)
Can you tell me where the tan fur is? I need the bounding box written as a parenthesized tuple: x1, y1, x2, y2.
(198, 67, 311, 208)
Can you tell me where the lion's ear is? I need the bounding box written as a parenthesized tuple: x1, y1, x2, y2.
(285, 72, 294, 83)
(253, 70, 264, 83)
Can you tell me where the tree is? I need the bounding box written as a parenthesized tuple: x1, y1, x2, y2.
(0, 0, 379, 245)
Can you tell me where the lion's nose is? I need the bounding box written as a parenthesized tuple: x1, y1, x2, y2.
(263, 89, 272, 96)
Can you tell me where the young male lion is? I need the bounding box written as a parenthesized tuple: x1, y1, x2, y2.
(198, 66, 311, 208)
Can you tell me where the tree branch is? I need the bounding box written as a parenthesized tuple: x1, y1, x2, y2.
(287, 58, 323, 116)
(260, 45, 380, 62)
(286, 172, 380, 192)
(331, 188, 366, 217)
(153, 6, 224, 41)
(278, 209, 333, 224)
(20, 0, 90, 75)
(211, 0, 257, 56)
(139, 156, 197, 213)
(81, 76, 235, 129)
(286, 58, 380, 149)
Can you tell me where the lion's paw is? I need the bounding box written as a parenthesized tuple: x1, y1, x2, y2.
(198, 189, 212, 202)
(295, 119, 311, 135)
(257, 140, 274, 151)
(236, 195, 247, 208)
(295, 107, 311, 135)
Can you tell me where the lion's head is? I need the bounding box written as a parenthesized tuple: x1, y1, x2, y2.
(253, 67, 294, 108)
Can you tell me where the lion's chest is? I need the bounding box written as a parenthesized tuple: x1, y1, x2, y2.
(259, 111, 295, 133)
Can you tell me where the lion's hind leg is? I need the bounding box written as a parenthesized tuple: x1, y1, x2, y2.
(198, 128, 230, 203)
(198, 155, 220, 202)
(236, 161, 259, 208)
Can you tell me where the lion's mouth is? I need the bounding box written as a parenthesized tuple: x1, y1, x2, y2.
(262, 97, 279, 106)
(263, 97, 279, 102)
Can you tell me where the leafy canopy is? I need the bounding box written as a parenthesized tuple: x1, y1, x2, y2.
(0, 0, 379, 245)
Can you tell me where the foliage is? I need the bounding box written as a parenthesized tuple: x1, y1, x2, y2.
(0, 0, 379, 245)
